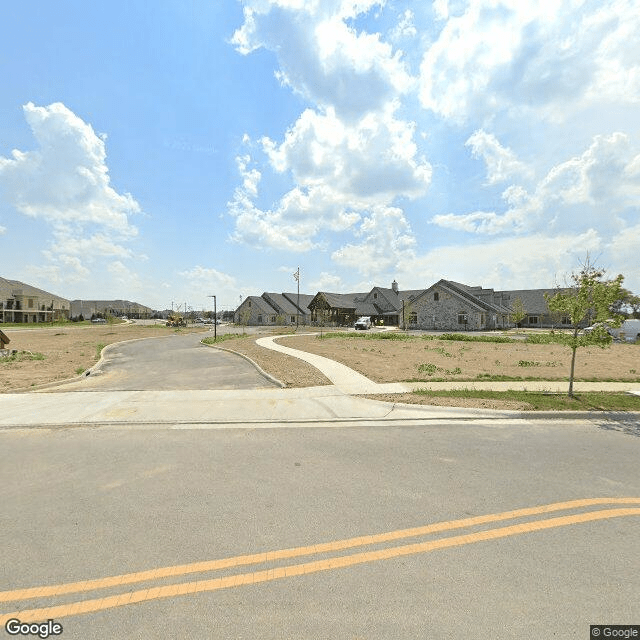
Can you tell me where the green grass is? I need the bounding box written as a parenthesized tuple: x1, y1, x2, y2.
(437, 333, 518, 343)
(0, 350, 46, 363)
(202, 334, 251, 345)
(411, 389, 640, 411)
(95, 343, 106, 360)
(316, 331, 415, 340)
(75, 366, 86, 375)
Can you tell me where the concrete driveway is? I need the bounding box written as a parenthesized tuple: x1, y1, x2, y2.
(51, 332, 277, 391)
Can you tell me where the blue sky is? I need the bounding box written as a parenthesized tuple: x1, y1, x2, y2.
(1, 0, 639, 314)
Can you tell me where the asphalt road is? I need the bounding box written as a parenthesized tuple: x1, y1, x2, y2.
(1, 417, 639, 639)
(56, 331, 277, 391)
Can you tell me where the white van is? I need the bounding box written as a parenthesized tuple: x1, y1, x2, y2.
(609, 319, 640, 342)
(585, 319, 640, 342)
(354, 316, 372, 330)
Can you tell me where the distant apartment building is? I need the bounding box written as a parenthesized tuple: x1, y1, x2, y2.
(0, 277, 70, 323)
(69, 300, 153, 319)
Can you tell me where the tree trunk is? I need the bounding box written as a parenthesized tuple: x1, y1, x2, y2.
(568, 327, 579, 397)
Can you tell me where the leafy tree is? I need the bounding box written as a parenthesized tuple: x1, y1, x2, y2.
(545, 259, 625, 397)
(610, 287, 640, 318)
(509, 297, 526, 328)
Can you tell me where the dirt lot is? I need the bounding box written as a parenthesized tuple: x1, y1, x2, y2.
(2, 326, 638, 400)
(0, 324, 207, 392)
(257, 332, 640, 384)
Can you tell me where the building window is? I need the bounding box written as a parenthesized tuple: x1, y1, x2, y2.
(373, 293, 378, 299)
(561, 316, 571, 325)
(529, 316, 539, 325)
(408, 311, 417, 325)
(290, 316, 296, 323)
(28, 299, 34, 308)
(271, 316, 276, 322)
(434, 292, 439, 301)
(248, 300, 251, 307)
(257, 315, 262, 323)
(457, 313, 468, 325)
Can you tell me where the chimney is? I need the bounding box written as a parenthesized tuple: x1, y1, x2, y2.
(391, 280, 399, 293)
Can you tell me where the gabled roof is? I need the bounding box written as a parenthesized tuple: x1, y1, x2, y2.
(496, 288, 566, 315)
(262, 292, 301, 315)
(243, 295, 277, 315)
(282, 292, 314, 314)
(310, 291, 369, 309)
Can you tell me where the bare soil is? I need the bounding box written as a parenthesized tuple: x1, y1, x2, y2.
(269, 333, 640, 384)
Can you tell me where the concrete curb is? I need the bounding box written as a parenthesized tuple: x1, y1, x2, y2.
(202, 340, 285, 388)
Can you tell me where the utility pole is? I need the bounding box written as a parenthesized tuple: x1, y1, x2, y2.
(208, 295, 217, 340)
(293, 267, 300, 330)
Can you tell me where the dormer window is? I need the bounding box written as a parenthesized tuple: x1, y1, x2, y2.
(434, 292, 439, 301)
(373, 293, 378, 299)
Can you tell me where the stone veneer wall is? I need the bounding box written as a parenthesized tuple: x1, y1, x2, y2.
(410, 289, 482, 331)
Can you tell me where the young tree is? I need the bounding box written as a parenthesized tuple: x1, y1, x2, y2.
(545, 259, 625, 397)
(509, 297, 526, 328)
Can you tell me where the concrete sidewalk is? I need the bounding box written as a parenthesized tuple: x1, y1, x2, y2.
(0, 387, 513, 428)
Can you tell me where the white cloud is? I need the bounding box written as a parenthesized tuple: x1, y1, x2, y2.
(309, 271, 345, 291)
(232, 1, 411, 122)
(179, 265, 238, 290)
(390, 9, 417, 40)
(230, 104, 431, 253)
(465, 129, 532, 185)
(0, 102, 140, 233)
(419, 0, 640, 123)
(331, 205, 416, 277)
(0, 102, 142, 285)
(433, 132, 640, 237)
(403, 229, 605, 291)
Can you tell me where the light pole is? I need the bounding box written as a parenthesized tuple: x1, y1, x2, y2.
(208, 295, 217, 340)
(293, 267, 300, 330)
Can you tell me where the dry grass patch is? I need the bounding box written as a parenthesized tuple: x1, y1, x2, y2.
(275, 332, 640, 384)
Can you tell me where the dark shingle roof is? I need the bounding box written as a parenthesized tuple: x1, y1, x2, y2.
(262, 293, 300, 315)
(282, 292, 314, 314)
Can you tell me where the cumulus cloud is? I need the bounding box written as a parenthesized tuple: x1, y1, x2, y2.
(331, 205, 416, 277)
(465, 129, 532, 185)
(0, 102, 140, 233)
(433, 132, 640, 237)
(403, 229, 605, 292)
(419, 0, 640, 122)
(0, 102, 141, 282)
(232, 0, 412, 122)
(229, 104, 430, 255)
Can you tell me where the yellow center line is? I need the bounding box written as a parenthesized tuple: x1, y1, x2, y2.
(2, 506, 639, 624)
(1, 497, 639, 605)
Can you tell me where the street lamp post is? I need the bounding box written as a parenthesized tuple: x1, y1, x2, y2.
(293, 267, 300, 330)
(208, 295, 217, 340)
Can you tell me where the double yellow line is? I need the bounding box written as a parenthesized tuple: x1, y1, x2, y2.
(2, 497, 639, 623)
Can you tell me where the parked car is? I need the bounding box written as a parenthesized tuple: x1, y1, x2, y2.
(91, 318, 106, 324)
(354, 316, 372, 330)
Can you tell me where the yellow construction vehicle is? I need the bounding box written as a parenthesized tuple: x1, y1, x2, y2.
(165, 313, 187, 327)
